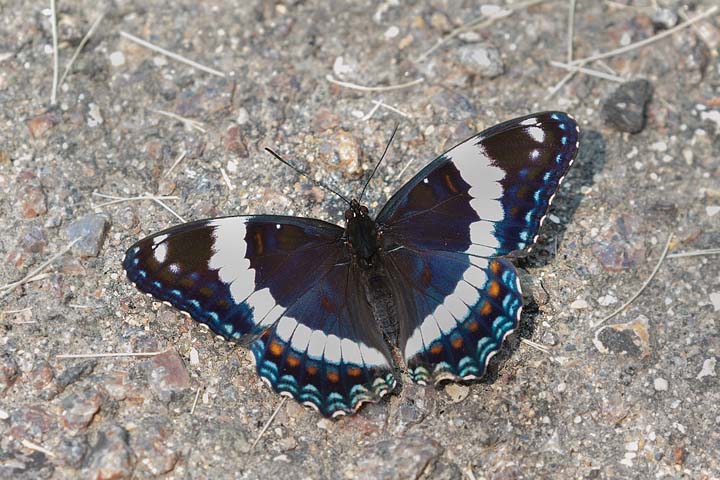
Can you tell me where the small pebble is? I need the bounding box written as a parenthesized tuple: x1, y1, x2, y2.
(65, 214, 110, 257)
(384, 26, 399, 39)
(456, 43, 504, 78)
(653, 377, 668, 392)
(109, 51, 125, 66)
(696, 358, 716, 380)
(706, 206, 720, 217)
(710, 292, 720, 312)
(541, 332, 557, 346)
(570, 298, 588, 309)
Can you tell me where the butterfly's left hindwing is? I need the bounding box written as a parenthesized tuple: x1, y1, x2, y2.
(123, 216, 396, 417)
(378, 111, 579, 384)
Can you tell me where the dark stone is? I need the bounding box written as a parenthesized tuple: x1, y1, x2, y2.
(601, 79, 653, 133)
(56, 360, 97, 390)
(145, 349, 191, 403)
(86, 424, 134, 480)
(0, 354, 19, 393)
(60, 388, 104, 430)
(57, 435, 89, 469)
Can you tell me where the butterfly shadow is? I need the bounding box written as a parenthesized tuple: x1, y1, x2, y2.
(517, 129, 607, 272)
(496, 129, 607, 378)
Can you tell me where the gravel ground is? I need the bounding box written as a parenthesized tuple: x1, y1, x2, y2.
(1, 1, 719, 479)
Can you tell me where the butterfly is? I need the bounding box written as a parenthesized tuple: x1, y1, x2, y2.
(123, 111, 579, 417)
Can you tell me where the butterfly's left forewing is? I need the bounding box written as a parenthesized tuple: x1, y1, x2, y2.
(124, 216, 395, 416)
(377, 111, 579, 384)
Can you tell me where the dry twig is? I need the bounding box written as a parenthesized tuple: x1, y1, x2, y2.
(119, 31, 226, 77)
(326, 74, 423, 92)
(251, 397, 288, 451)
(593, 233, 673, 328)
(60, 12, 105, 87)
(49, 0, 59, 105)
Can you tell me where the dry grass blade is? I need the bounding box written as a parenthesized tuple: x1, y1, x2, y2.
(567, 0, 576, 63)
(549, 61, 627, 82)
(120, 31, 226, 77)
(49, 0, 59, 105)
(414, 0, 550, 63)
(0, 238, 81, 301)
(667, 248, 720, 259)
(326, 75, 424, 92)
(251, 396, 288, 451)
(60, 12, 105, 87)
(151, 109, 207, 133)
(56, 351, 165, 359)
(593, 233, 673, 328)
(570, 6, 718, 66)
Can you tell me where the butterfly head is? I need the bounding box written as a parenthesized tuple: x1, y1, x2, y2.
(344, 199, 380, 268)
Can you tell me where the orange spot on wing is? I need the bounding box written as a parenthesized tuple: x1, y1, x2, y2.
(321, 296, 335, 313)
(253, 231, 264, 255)
(269, 341, 283, 357)
(306, 365, 318, 375)
(480, 301, 492, 316)
(490, 260, 501, 275)
(489, 281, 501, 298)
(327, 371, 340, 383)
(198, 286, 214, 298)
(430, 343, 443, 355)
(467, 320, 480, 332)
(422, 266, 432, 288)
(347, 367, 362, 377)
(451, 336, 463, 349)
(444, 173, 459, 193)
(286, 355, 300, 368)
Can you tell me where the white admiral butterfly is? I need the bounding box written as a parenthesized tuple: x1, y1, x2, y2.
(124, 112, 580, 417)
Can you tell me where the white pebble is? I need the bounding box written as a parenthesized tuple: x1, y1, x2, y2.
(384, 26, 399, 39)
(697, 358, 716, 380)
(570, 298, 588, 309)
(625, 441, 639, 452)
(706, 206, 720, 217)
(189, 347, 200, 365)
(710, 292, 720, 312)
(109, 51, 125, 66)
(653, 377, 668, 391)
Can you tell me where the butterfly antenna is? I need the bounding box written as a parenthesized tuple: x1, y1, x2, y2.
(358, 123, 399, 202)
(264, 148, 351, 206)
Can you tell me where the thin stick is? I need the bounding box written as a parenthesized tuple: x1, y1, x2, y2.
(145, 192, 187, 223)
(544, 65, 580, 100)
(359, 101, 382, 121)
(219, 167, 235, 191)
(593, 233, 673, 328)
(414, 0, 548, 63)
(151, 109, 207, 133)
(119, 31, 226, 77)
(0, 238, 80, 300)
(91, 192, 179, 208)
(667, 248, 720, 259)
(59, 12, 105, 87)
(567, 0, 576, 63)
(21, 439, 56, 458)
(549, 61, 626, 82)
(326, 74, 424, 93)
(56, 351, 164, 359)
(373, 100, 411, 118)
(49, 0, 59, 105)
(190, 386, 202, 415)
(0, 307, 32, 315)
(163, 149, 188, 177)
(570, 6, 718, 66)
(521, 338, 552, 354)
(251, 396, 288, 451)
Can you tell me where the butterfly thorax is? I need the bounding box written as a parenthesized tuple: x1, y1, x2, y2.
(344, 199, 381, 269)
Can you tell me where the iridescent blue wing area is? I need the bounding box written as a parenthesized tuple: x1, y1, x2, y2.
(123, 216, 396, 417)
(376, 111, 579, 384)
